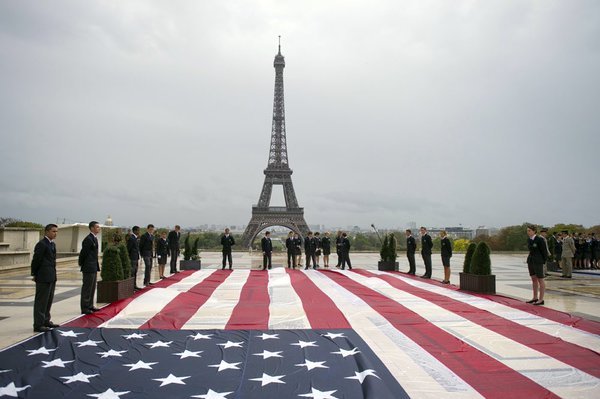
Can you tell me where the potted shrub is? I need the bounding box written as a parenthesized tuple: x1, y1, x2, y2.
(97, 245, 135, 303)
(180, 233, 201, 270)
(459, 241, 496, 294)
(462, 242, 477, 274)
(378, 233, 399, 271)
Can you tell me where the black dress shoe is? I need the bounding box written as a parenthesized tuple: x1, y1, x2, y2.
(82, 310, 94, 315)
(134, 286, 142, 290)
(526, 299, 538, 304)
(420, 274, 430, 279)
(45, 322, 60, 328)
(533, 300, 545, 306)
(90, 307, 101, 312)
(34, 326, 51, 333)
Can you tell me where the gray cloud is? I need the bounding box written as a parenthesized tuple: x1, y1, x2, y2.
(1, 0, 599, 229)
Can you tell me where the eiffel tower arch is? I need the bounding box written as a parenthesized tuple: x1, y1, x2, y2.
(241, 39, 310, 248)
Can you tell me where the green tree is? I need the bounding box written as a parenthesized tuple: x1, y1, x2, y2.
(463, 242, 477, 273)
(183, 233, 192, 260)
(101, 246, 124, 282)
(453, 239, 471, 252)
(117, 244, 131, 279)
(470, 242, 492, 275)
(380, 233, 397, 262)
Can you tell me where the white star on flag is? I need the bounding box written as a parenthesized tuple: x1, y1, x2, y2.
(146, 340, 173, 349)
(298, 387, 339, 399)
(291, 340, 318, 348)
(253, 350, 283, 359)
(188, 333, 213, 340)
(75, 340, 103, 348)
(345, 369, 380, 384)
(249, 373, 286, 386)
(173, 350, 203, 359)
(122, 333, 147, 340)
(208, 360, 241, 372)
(0, 382, 31, 397)
(217, 341, 244, 349)
(295, 359, 329, 371)
(0, 370, 10, 374)
(123, 360, 158, 371)
(26, 346, 56, 356)
(331, 347, 360, 357)
(41, 358, 75, 368)
(59, 330, 84, 338)
(322, 332, 346, 339)
(152, 374, 191, 387)
(191, 389, 234, 399)
(256, 333, 279, 340)
(87, 388, 131, 398)
(97, 349, 127, 358)
(61, 372, 99, 384)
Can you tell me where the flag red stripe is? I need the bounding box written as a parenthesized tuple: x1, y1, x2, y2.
(286, 269, 351, 329)
(358, 270, 600, 379)
(321, 270, 559, 399)
(225, 270, 270, 330)
(64, 270, 193, 328)
(140, 270, 232, 330)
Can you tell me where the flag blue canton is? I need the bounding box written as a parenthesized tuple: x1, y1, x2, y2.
(0, 328, 409, 398)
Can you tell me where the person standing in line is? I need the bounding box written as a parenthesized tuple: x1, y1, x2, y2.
(554, 232, 563, 271)
(526, 225, 548, 306)
(560, 230, 575, 278)
(340, 232, 352, 270)
(592, 233, 599, 269)
(293, 232, 302, 267)
(139, 224, 155, 286)
(156, 231, 169, 279)
(583, 234, 593, 269)
(127, 226, 141, 290)
(335, 231, 343, 268)
(321, 232, 332, 268)
(78, 221, 101, 315)
(574, 233, 582, 269)
(314, 232, 322, 268)
(167, 225, 181, 274)
(540, 228, 551, 276)
(405, 229, 416, 275)
(304, 231, 317, 270)
(440, 230, 453, 284)
(31, 224, 60, 332)
(221, 228, 235, 270)
(285, 231, 296, 269)
(420, 227, 433, 279)
(261, 231, 273, 270)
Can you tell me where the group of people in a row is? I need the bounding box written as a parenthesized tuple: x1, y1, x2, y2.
(545, 230, 599, 271)
(404, 227, 453, 284)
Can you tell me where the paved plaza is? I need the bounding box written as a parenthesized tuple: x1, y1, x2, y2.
(1, 251, 599, 349)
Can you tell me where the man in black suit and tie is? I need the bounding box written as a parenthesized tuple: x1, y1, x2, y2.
(221, 228, 235, 270)
(78, 221, 101, 314)
(31, 224, 59, 332)
(127, 226, 141, 290)
(139, 224, 155, 287)
(526, 225, 548, 306)
(340, 232, 352, 270)
(420, 226, 433, 279)
(405, 229, 416, 275)
(261, 231, 273, 270)
(167, 225, 181, 274)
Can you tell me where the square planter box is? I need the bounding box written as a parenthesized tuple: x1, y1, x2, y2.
(97, 277, 135, 303)
(180, 260, 201, 270)
(378, 261, 399, 271)
(459, 272, 496, 294)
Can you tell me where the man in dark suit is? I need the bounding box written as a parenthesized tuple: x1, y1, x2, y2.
(405, 229, 416, 275)
(420, 226, 433, 279)
(127, 226, 141, 290)
(139, 224, 155, 286)
(526, 225, 548, 306)
(78, 221, 101, 314)
(167, 225, 181, 274)
(285, 231, 296, 269)
(261, 231, 273, 270)
(335, 231, 343, 268)
(31, 224, 59, 332)
(304, 231, 317, 270)
(221, 228, 235, 270)
(440, 230, 453, 284)
(340, 232, 352, 270)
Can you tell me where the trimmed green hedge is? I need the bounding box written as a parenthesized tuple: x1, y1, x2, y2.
(463, 242, 477, 273)
(380, 233, 397, 262)
(101, 246, 124, 282)
(117, 243, 131, 279)
(470, 242, 492, 275)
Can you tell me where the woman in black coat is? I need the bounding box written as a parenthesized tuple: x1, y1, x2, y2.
(156, 231, 169, 279)
(321, 232, 332, 268)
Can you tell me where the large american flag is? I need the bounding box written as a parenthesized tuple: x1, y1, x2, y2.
(1, 268, 599, 398)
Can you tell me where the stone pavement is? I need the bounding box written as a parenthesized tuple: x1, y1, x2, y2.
(1, 251, 598, 349)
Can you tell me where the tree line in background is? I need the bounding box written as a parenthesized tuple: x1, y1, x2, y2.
(2, 217, 598, 253)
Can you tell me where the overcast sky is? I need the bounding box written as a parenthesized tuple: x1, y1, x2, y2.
(1, 0, 598, 230)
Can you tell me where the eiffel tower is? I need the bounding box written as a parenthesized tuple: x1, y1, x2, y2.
(240, 39, 310, 248)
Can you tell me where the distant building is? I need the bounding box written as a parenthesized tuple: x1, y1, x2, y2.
(427, 226, 474, 240)
(104, 215, 113, 227)
(476, 226, 490, 237)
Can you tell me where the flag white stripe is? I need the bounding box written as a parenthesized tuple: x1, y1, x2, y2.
(304, 270, 483, 399)
(372, 270, 600, 352)
(267, 268, 311, 329)
(182, 270, 248, 329)
(100, 269, 215, 328)
(342, 270, 600, 398)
